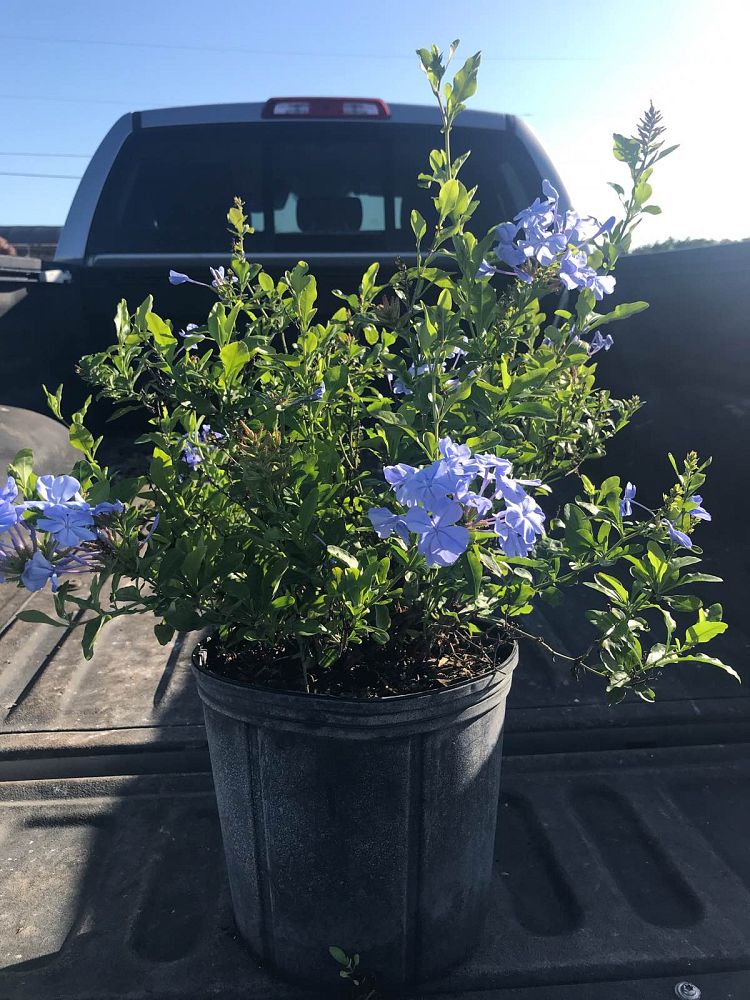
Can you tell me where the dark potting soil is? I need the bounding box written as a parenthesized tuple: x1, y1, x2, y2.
(196, 628, 513, 699)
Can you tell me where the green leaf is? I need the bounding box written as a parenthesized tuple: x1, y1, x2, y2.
(596, 572, 629, 602)
(146, 311, 177, 349)
(154, 621, 175, 646)
(677, 573, 723, 586)
(410, 209, 427, 242)
(646, 541, 668, 581)
(500, 357, 511, 390)
(8, 448, 34, 491)
(676, 654, 740, 682)
(69, 422, 96, 457)
(299, 487, 320, 532)
(360, 262, 380, 299)
(258, 271, 275, 293)
(606, 686, 627, 706)
(42, 383, 64, 421)
(82, 617, 107, 660)
(466, 546, 482, 599)
(329, 947, 349, 966)
(326, 545, 359, 570)
(587, 301, 649, 331)
(685, 620, 728, 645)
(449, 51, 481, 107)
(438, 178, 460, 219)
(564, 505, 596, 555)
(219, 341, 251, 384)
(634, 181, 653, 206)
(612, 133, 640, 167)
(16, 610, 65, 627)
(150, 448, 174, 491)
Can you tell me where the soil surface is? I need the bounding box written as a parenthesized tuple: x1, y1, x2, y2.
(196, 628, 514, 698)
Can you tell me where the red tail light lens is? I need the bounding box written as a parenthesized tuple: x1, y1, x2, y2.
(262, 97, 390, 119)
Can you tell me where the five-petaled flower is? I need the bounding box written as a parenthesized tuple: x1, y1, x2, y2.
(407, 501, 471, 568)
(21, 551, 59, 593)
(494, 496, 546, 558)
(36, 504, 97, 548)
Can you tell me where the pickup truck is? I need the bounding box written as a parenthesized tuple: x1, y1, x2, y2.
(0, 98, 748, 1000)
(0, 97, 566, 416)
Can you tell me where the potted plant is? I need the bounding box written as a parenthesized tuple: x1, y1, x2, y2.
(0, 41, 736, 990)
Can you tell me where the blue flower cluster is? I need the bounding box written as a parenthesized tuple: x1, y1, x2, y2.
(368, 437, 545, 567)
(0, 475, 123, 592)
(180, 424, 225, 470)
(479, 181, 616, 300)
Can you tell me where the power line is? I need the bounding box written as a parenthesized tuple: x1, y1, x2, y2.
(0, 151, 90, 158)
(0, 170, 81, 180)
(0, 33, 599, 63)
(0, 92, 128, 106)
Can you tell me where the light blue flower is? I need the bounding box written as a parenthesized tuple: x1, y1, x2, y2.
(169, 270, 193, 285)
(457, 490, 494, 518)
(493, 476, 530, 505)
(181, 443, 203, 470)
(474, 452, 513, 479)
(589, 331, 614, 355)
(563, 212, 615, 247)
(476, 260, 496, 279)
(559, 250, 591, 291)
(399, 460, 463, 512)
(0, 500, 19, 533)
(93, 500, 125, 517)
(0, 477, 17, 503)
(620, 482, 636, 517)
(383, 463, 417, 486)
(586, 272, 616, 300)
(542, 179, 560, 203)
(21, 551, 59, 593)
(689, 495, 711, 521)
(495, 496, 546, 558)
(666, 521, 692, 549)
(438, 436, 480, 475)
(178, 324, 205, 349)
(368, 507, 413, 544)
(514, 197, 556, 233)
(198, 424, 225, 444)
(36, 504, 97, 547)
(210, 266, 237, 288)
(408, 501, 470, 568)
(519, 231, 567, 266)
(35, 475, 81, 504)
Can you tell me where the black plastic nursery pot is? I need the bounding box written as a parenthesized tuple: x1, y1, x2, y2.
(191, 642, 518, 989)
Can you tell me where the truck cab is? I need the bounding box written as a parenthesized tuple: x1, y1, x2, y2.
(1, 97, 567, 412)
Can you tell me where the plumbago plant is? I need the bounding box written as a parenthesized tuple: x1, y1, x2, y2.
(0, 42, 738, 703)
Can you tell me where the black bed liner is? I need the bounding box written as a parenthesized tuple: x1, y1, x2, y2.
(0, 745, 748, 999)
(0, 587, 747, 999)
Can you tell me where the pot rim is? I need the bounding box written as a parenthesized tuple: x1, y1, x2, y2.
(191, 636, 518, 707)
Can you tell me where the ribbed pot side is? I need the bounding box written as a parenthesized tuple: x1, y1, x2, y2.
(192, 643, 518, 989)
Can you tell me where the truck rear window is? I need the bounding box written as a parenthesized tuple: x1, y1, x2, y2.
(87, 121, 541, 255)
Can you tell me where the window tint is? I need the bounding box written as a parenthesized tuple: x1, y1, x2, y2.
(88, 121, 541, 254)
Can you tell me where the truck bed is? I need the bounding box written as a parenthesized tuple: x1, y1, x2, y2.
(0, 577, 747, 1000)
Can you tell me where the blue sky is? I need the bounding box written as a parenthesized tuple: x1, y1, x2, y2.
(0, 0, 746, 245)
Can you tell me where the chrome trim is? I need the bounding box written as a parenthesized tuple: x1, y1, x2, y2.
(87, 251, 419, 268)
